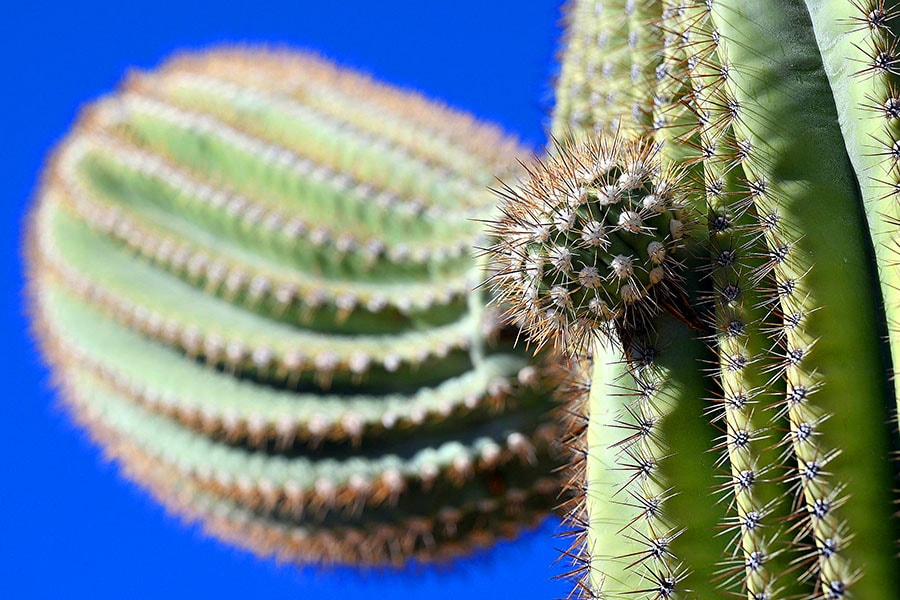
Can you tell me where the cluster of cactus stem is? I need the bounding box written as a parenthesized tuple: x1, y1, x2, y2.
(26, 48, 566, 566)
(28, 1, 900, 597)
(489, 0, 900, 598)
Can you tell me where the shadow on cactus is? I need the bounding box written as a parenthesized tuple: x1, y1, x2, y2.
(24, 47, 567, 567)
(483, 0, 900, 598)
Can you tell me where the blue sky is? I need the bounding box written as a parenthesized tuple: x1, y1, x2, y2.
(1, 1, 571, 598)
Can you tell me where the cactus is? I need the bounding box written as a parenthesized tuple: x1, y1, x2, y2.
(25, 48, 566, 567)
(489, 0, 900, 598)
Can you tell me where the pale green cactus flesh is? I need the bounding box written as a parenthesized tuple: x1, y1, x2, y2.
(489, 0, 900, 598)
(26, 48, 565, 566)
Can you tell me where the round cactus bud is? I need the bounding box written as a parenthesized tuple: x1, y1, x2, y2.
(488, 133, 688, 350)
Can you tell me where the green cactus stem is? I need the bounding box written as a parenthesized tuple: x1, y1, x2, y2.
(25, 48, 565, 566)
(490, 0, 900, 598)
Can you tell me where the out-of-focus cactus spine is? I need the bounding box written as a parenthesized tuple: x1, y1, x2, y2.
(490, 1, 900, 598)
(26, 48, 564, 566)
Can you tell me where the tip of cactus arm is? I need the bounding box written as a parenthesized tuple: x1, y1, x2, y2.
(484, 131, 696, 357)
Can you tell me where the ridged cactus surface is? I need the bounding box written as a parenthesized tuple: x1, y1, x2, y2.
(490, 1, 900, 598)
(26, 48, 564, 566)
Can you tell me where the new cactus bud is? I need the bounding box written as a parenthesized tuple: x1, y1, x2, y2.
(25, 47, 564, 567)
(489, 133, 691, 352)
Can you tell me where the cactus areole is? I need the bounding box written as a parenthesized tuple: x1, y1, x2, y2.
(489, 0, 900, 598)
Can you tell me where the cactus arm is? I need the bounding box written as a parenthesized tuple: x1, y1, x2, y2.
(709, 1, 900, 595)
(586, 316, 734, 600)
(805, 0, 900, 423)
(583, 323, 727, 599)
(544, 3, 731, 597)
(27, 47, 565, 567)
(505, 128, 731, 599)
(583, 340, 652, 596)
(549, 4, 675, 595)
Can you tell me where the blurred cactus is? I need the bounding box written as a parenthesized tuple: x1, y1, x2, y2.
(488, 0, 900, 598)
(26, 48, 564, 566)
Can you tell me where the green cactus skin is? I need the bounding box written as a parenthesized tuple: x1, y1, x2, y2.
(25, 48, 566, 567)
(490, 0, 900, 598)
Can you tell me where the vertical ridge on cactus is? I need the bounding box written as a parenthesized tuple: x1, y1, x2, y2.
(25, 47, 566, 567)
(809, 0, 900, 417)
(673, 5, 801, 596)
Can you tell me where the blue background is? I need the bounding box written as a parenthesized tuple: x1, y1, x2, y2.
(1, 1, 570, 598)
